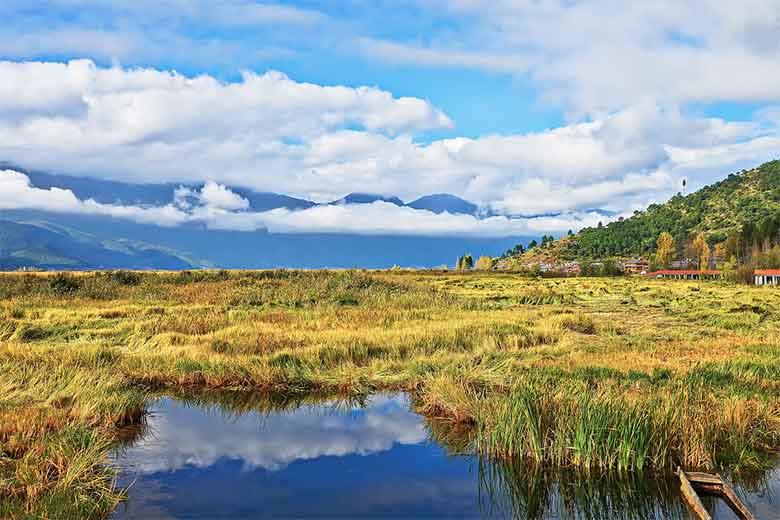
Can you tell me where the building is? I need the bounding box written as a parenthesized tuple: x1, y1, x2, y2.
(755, 269, 780, 286)
(644, 269, 722, 280)
(560, 261, 581, 276)
(621, 258, 649, 274)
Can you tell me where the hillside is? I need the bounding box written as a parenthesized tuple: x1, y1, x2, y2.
(0, 220, 200, 270)
(504, 159, 780, 265)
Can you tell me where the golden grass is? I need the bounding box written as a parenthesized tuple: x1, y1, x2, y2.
(1, 270, 779, 517)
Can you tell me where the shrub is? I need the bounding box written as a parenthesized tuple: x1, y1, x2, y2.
(49, 273, 80, 295)
(107, 270, 142, 286)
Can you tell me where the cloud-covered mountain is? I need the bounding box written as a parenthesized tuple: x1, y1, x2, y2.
(407, 194, 478, 215)
(0, 168, 538, 269)
(329, 193, 405, 207)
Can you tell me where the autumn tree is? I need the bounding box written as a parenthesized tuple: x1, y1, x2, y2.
(693, 232, 711, 270)
(655, 232, 675, 268)
(475, 256, 494, 270)
(700, 243, 711, 270)
(713, 242, 727, 267)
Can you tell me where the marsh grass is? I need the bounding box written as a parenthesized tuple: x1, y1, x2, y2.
(1, 270, 780, 517)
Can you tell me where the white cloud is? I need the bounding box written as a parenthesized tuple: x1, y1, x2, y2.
(378, 1, 780, 113)
(0, 60, 778, 234)
(198, 181, 249, 210)
(195, 201, 607, 237)
(0, 170, 188, 226)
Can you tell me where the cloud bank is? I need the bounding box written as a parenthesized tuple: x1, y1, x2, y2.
(0, 169, 606, 236)
(0, 59, 777, 232)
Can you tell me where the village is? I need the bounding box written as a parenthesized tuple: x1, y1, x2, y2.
(499, 255, 780, 285)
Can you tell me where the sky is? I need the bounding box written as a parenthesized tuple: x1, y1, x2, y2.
(0, 0, 779, 236)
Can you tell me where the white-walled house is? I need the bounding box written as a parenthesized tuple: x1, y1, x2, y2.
(755, 269, 780, 286)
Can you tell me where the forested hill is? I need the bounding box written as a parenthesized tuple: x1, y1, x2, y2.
(510, 159, 780, 263)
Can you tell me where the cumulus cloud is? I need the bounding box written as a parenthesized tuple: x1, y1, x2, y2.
(0, 59, 777, 233)
(198, 181, 249, 211)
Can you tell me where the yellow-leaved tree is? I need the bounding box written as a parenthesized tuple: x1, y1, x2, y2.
(655, 232, 675, 269)
(475, 256, 494, 270)
(693, 232, 711, 270)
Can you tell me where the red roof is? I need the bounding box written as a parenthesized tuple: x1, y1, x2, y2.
(755, 269, 780, 276)
(644, 270, 721, 276)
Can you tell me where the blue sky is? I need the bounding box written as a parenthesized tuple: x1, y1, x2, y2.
(0, 1, 778, 235)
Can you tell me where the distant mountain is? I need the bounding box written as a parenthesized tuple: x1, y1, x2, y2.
(502, 159, 780, 265)
(0, 166, 533, 269)
(0, 219, 198, 270)
(2, 164, 316, 212)
(233, 190, 315, 211)
(329, 193, 404, 206)
(5, 164, 484, 214)
(407, 194, 478, 215)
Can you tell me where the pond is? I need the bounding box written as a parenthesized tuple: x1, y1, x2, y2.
(111, 393, 779, 519)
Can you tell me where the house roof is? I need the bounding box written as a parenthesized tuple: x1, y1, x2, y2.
(644, 270, 721, 276)
(755, 269, 780, 276)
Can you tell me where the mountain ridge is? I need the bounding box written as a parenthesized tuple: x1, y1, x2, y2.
(502, 159, 780, 267)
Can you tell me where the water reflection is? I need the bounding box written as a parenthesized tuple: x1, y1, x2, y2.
(111, 391, 779, 519)
(115, 393, 425, 474)
(477, 459, 687, 519)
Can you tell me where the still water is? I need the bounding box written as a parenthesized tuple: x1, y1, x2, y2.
(111, 393, 779, 519)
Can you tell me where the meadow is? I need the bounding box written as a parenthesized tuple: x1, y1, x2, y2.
(1, 269, 779, 518)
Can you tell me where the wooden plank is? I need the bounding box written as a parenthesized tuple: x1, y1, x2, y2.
(682, 470, 755, 520)
(719, 479, 755, 520)
(678, 469, 712, 520)
(686, 472, 723, 486)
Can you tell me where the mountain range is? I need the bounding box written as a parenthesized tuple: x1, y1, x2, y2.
(0, 165, 530, 270)
(11, 165, 482, 216)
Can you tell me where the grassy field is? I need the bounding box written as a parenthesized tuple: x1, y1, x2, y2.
(1, 270, 779, 518)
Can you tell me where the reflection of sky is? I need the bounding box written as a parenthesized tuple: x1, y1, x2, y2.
(111, 393, 490, 519)
(110, 394, 780, 520)
(116, 394, 427, 474)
